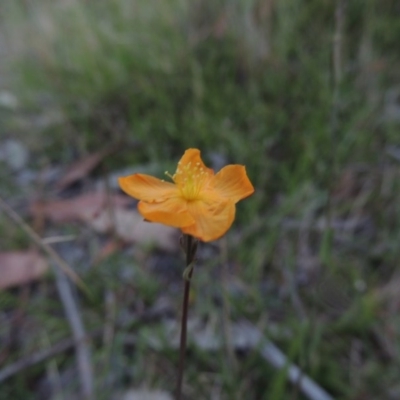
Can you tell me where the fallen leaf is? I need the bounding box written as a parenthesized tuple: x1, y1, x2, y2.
(56, 144, 119, 190)
(30, 192, 177, 251)
(30, 192, 132, 223)
(86, 208, 177, 251)
(0, 251, 48, 289)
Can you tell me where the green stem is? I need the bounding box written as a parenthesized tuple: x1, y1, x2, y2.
(176, 235, 196, 400)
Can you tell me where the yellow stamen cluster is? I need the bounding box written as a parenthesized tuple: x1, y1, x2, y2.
(165, 161, 208, 201)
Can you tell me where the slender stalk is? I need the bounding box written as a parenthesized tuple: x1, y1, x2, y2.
(176, 235, 196, 400)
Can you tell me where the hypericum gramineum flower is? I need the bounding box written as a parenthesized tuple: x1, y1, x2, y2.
(118, 148, 254, 242)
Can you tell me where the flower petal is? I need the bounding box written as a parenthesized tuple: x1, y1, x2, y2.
(182, 199, 235, 242)
(210, 165, 254, 203)
(119, 174, 178, 202)
(173, 148, 214, 185)
(138, 198, 194, 228)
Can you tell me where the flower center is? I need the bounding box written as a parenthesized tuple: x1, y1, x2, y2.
(167, 162, 208, 201)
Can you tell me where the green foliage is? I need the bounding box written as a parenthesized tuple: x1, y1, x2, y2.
(1, 0, 400, 398)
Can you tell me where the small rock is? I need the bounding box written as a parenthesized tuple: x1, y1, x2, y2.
(0, 139, 29, 170)
(0, 91, 18, 109)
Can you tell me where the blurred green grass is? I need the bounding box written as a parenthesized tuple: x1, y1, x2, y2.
(1, 0, 400, 399)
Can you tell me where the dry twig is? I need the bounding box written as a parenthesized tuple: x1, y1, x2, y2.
(53, 264, 94, 400)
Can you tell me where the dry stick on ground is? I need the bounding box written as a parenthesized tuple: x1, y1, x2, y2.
(0, 196, 94, 400)
(259, 332, 334, 400)
(53, 264, 94, 400)
(211, 320, 334, 400)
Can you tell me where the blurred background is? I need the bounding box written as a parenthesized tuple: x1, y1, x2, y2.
(0, 0, 400, 399)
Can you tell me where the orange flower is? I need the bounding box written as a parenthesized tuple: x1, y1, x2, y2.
(118, 148, 254, 242)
